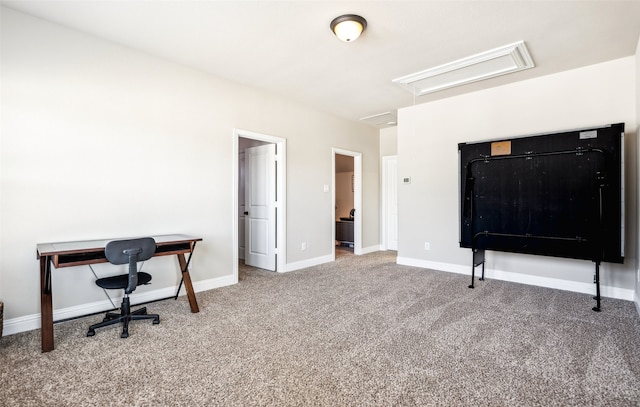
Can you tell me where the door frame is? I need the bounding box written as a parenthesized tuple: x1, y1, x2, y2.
(332, 148, 362, 257)
(233, 129, 287, 281)
(381, 155, 398, 250)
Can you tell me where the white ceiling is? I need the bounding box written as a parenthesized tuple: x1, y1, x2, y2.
(3, 1, 640, 128)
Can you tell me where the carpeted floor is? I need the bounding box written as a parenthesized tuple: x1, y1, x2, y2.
(1, 250, 639, 406)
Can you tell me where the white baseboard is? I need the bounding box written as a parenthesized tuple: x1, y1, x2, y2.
(635, 291, 640, 316)
(284, 254, 334, 273)
(2, 274, 236, 337)
(397, 257, 470, 275)
(360, 244, 381, 255)
(284, 246, 380, 273)
(397, 256, 635, 302)
(191, 274, 236, 293)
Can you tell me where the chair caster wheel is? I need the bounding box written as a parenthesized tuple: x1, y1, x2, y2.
(87, 330, 95, 337)
(153, 318, 160, 325)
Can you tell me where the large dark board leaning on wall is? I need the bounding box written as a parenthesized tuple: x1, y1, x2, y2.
(459, 123, 624, 264)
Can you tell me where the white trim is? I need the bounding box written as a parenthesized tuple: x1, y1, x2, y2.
(285, 254, 334, 273)
(332, 148, 363, 257)
(361, 245, 381, 255)
(397, 257, 469, 275)
(392, 41, 534, 96)
(258, 247, 380, 273)
(1, 275, 236, 337)
(233, 129, 287, 275)
(397, 256, 635, 301)
(381, 155, 398, 251)
(232, 134, 240, 283)
(634, 290, 640, 316)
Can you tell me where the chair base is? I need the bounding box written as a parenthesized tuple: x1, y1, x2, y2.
(87, 297, 159, 338)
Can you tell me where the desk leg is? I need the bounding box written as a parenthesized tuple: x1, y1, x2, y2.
(40, 256, 54, 352)
(177, 253, 200, 313)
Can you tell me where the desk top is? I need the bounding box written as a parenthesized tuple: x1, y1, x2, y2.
(37, 234, 202, 257)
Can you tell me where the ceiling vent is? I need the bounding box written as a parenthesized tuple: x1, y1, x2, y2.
(392, 41, 534, 96)
(360, 111, 397, 127)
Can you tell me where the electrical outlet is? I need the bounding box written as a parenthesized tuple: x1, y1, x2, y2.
(424, 242, 430, 250)
(301, 242, 307, 251)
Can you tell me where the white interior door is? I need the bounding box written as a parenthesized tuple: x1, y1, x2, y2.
(245, 144, 277, 270)
(383, 155, 398, 250)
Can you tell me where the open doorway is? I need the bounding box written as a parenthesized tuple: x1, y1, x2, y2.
(335, 154, 354, 256)
(233, 129, 287, 282)
(332, 148, 362, 259)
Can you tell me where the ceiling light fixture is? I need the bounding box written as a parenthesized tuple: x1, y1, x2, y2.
(330, 14, 367, 42)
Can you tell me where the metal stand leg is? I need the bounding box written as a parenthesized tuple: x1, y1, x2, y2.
(469, 249, 485, 289)
(174, 244, 196, 300)
(593, 261, 601, 312)
(175, 278, 184, 300)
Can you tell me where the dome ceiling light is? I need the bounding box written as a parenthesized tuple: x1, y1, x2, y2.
(330, 14, 367, 42)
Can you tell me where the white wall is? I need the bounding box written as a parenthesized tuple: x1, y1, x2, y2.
(397, 57, 637, 298)
(380, 126, 398, 157)
(0, 8, 379, 326)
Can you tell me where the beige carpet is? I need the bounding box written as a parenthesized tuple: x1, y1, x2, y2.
(1, 250, 639, 406)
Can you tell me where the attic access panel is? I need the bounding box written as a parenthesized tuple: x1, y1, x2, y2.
(459, 123, 624, 264)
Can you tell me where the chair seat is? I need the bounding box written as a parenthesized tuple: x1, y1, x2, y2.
(96, 271, 152, 290)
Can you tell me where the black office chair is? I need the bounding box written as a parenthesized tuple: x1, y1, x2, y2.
(87, 237, 160, 338)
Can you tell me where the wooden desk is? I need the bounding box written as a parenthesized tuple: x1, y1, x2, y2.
(36, 234, 202, 352)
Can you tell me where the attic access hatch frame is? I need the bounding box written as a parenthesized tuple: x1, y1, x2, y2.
(393, 41, 534, 96)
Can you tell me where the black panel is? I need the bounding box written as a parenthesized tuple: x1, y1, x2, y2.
(459, 123, 624, 264)
(156, 242, 191, 254)
(56, 251, 106, 265)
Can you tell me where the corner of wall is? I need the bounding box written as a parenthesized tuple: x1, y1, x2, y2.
(379, 126, 398, 157)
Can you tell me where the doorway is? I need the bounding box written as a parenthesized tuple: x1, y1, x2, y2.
(233, 129, 287, 282)
(332, 148, 362, 259)
(335, 154, 354, 255)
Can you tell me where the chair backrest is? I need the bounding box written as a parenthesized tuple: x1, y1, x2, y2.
(105, 237, 156, 294)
